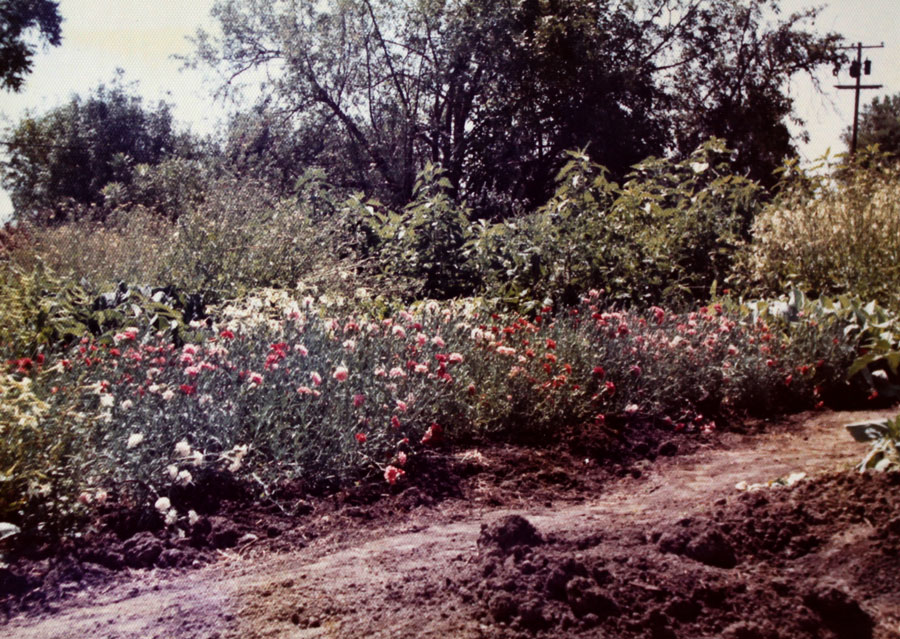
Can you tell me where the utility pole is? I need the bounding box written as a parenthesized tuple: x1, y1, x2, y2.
(834, 42, 884, 155)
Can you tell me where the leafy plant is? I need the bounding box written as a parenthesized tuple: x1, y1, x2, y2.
(738, 149, 900, 311)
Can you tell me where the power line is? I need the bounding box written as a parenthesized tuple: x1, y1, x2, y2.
(834, 42, 885, 155)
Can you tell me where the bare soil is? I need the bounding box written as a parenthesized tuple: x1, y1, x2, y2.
(2, 408, 900, 639)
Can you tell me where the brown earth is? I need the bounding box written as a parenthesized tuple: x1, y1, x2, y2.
(2, 408, 900, 639)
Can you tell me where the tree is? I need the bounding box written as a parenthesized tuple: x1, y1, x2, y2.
(843, 93, 900, 156)
(663, 1, 845, 186)
(193, 0, 843, 214)
(0, 77, 198, 222)
(0, 0, 62, 92)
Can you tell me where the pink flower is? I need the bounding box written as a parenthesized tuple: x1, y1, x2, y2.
(395, 399, 408, 412)
(184, 365, 201, 377)
(396, 451, 407, 466)
(388, 366, 406, 379)
(295, 344, 309, 356)
(414, 363, 429, 374)
(391, 415, 401, 429)
(431, 335, 446, 348)
(448, 352, 463, 364)
(605, 381, 616, 395)
(333, 366, 349, 382)
(496, 346, 516, 356)
(355, 432, 367, 444)
(353, 393, 365, 407)
(248, 372, 264, 386)
(384, 465, 405, 485)
(297, 386, 321, 397)
(392, 325, 407, 339)
(311, 371, 323, 386)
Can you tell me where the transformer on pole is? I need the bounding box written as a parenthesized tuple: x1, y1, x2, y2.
(834, 42, 884, 155)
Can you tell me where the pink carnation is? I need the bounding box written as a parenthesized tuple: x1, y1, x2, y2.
(384, 465, 405, 485)
(333, 366, 349, 382)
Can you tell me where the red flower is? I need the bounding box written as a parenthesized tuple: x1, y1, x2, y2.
(592, 366, 605, 378)
(421, 423, 443, 445)
(355, 433, 367, 444)
(391, 415, 402, 429)
(220, 329, 235, 340)
(546, 338, 557, 350)
(180, 384, 197, 395)
(605, 381, 616, 395)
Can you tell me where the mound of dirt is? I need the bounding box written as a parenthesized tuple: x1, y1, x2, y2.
(3, 408, 899, 639)
(461, 470, 900, 638)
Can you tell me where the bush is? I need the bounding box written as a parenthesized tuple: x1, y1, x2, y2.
(739, 150, 900, 310)
(466, 140, 761, 311)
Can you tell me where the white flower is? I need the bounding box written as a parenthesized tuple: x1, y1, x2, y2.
(176, 469, 193, 486)
(126, 433, 145, 449)
(191, 450, 204, 467)
(99, 393, 114, 408)
(120, 399, 133, 411)
(188, 510, 200, 526)
(174, 440, 192, 458)
(154, 496, 171, 512)
(165, 508, 178, 526)
(167, 464, 179, 480)
(161, 389, 175, 401)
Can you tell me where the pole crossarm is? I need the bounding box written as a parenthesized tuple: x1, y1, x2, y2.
(834, 42, 887, 155)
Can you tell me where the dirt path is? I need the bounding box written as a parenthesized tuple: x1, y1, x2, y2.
(3, 409, 898, 639)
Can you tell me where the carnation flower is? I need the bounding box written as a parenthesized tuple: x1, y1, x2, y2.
(431, 335, 446, 348)
(126, 433, 145, 449)
(353, 393, 366, 407)
(333, 365, 349, 382)
(355, 432, 367, 444)
(165, 508, 178, 526)
(496, 346, 516, 356)
(311, 371, 323, 386)
(154, 496, 171, 512)
(384, 465, 405, 485)
(176, 469, 193, 486)
(161, 389, 175, 401)
(388, 366, 406, 379)
(120, 399, 134, 411)
(174, 440, 192, 458)
(99, 393, 115, 408)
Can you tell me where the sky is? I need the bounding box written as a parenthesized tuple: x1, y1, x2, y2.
(1, 0, 898, 222)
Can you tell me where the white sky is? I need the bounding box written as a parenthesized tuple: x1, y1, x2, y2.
(1, 0, 898, 223)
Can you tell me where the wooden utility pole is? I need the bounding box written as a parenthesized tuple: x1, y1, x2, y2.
(835, 42, 884, 155)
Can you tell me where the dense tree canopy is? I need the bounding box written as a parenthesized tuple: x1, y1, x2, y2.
(843, 93, 900, 156)
(0, 0, 61, 92)
(0, 79, 198, 222)
(192, 0, 843, 215)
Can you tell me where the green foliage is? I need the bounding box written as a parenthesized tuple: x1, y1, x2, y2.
(0, 77, 198, 222)
(0, 0, 61, 92)
(353, 164, 474, 299)
(738, 149, 900, 311)
(843, 93, 900, 157)
(467, 140, 761, 310)
(195, 0, 841, 216)
(0, 257, 203, 361)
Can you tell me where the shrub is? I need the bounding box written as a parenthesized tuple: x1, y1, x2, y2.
(466, 140, 761, 311)
(739, 150, 900, 311)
